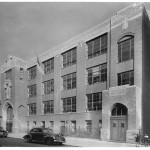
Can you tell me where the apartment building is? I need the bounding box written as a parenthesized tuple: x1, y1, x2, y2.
(1, 3, 150, 143)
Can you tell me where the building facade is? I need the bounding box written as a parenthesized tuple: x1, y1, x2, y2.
(1, 3, 150, 143)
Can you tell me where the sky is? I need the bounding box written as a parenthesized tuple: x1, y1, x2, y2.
(0, 2, 150, 68)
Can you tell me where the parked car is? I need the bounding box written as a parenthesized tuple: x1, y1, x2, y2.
(23, 127, 66, 145)
(0, 127, 8, 137)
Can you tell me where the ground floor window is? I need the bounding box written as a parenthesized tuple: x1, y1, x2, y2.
(71, 121, 76, 134)
(41, 121, 45, 128)
(33, 121, 36, 127)
(86, 120, 92, 133)
(49, 121, 54, 130)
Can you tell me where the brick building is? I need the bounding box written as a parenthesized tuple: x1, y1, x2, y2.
(0, 3, 150, 143)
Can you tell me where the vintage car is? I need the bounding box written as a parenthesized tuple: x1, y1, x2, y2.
(23, 127, 66, 145)
(0, 127, 8, 137)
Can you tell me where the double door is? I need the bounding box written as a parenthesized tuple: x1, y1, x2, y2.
(110, 117, 127, 141)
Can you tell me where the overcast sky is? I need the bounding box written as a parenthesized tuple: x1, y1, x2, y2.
(0, 2, 150, 68)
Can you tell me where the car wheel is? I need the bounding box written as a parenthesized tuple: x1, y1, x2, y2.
(46, 138, 53, 145)
(26, 137, 32, 143)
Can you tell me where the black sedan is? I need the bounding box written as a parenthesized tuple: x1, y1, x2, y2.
(23, 127, 66, 145)
(0, 127, 8, 137)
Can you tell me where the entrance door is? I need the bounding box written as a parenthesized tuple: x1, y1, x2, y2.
(110, 117, 127, 141)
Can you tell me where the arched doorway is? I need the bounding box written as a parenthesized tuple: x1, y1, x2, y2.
(6, 105, 13, 133)
(110, 103, 128, 141)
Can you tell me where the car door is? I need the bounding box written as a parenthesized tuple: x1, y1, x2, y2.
(30, 128, 38, 141)
(36, 128, 44, 141)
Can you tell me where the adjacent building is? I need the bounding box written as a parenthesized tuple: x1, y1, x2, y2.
(1, 3, 150, 143)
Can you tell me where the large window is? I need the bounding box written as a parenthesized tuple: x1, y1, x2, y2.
(43, 58, 54, 75)
(87, 92, 102, 111)
(87, 63, 107, 85)
(27, 66, 36, 80)
(118, 70, 134, 86)
(28, 103, 36, 115)
(43, 100, 54, 114)
(118, 36, 134, 63)
(62, 47, 77, 68)
(28, 84, 36, 98)
(87, 33, 107, 59)
(62, 73, 76, 90)
(43, 79, 54, 94)
(5, 69, 12, 80)
(62, 97, 76, 113)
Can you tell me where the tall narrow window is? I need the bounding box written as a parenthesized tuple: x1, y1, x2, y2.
(87, 33, 107, 59)
(28, 103, 36, 115)
(43, 58, 54, 75)
(118, 35, 134, 63)
(86, 120, 92, 133)
(118, 70, 134, 86)
(27, 66, 36, 80)
(28, 84, 36, 98)
(62, 47, 77, 68)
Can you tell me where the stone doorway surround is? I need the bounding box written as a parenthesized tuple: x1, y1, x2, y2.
(101, 85, 142, 143)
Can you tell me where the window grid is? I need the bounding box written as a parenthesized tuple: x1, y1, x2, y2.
(28, 103, 36, 115)
(28, 66, 36, 80)
(43, 100, 54, 114)
(87, 92, 102, 111)
(87, 34, 107, 59)
(118, 37, 134, 63)
(43, 79, 54, 95)
(87, 63, 107, 85)
(62, 47, 77, 68)
(62, 97, 76, 113)
(62, 73, 76, 90)
(28, 84, 36, 98)
(118, 70, 134, 86)
(43, 58, 54, 75)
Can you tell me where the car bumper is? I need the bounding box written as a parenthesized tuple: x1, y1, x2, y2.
(54, 139, 66, 143)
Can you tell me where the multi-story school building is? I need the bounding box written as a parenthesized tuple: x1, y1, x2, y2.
(1, 3, 150, 143)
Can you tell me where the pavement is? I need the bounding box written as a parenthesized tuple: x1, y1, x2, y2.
(7, 132, 140, 147)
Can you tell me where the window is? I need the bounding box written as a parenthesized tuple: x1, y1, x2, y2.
(86, 120, 92, 133)
(20, 68, 24, 80)
(62, 47, 77, 68)
(87, 92, 102, 111)
(49, 121, 54, 130)
(41, 121, 45, 128)
(62, 73, 76, 90)
(118, 36, 134, 63)
(43, 58, 54, 75)
(43, 79, 54, 95)
(71, 121, 76, 134)
(87, 63, 107, 85)
(43, 100, 54, 114)
(5, 69, 12, 80)
(62, 97, 76, 113)
(28, 103, 36, 115)
(28, 84, 36, 98)
(87, 33, 107, 59)
(118, 70, 134, 86)
(33, 121, 36, 127)
(27, 66, 36, 80)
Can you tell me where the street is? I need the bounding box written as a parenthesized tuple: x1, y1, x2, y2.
(0, 137, 75, 147)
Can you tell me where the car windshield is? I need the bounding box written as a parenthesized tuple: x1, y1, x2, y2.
(42, 128, 52, 133)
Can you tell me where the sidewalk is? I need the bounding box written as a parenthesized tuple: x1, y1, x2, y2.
(8, 132, 138, 147)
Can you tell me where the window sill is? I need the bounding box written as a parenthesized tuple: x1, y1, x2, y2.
(117, 59, 133, 64)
